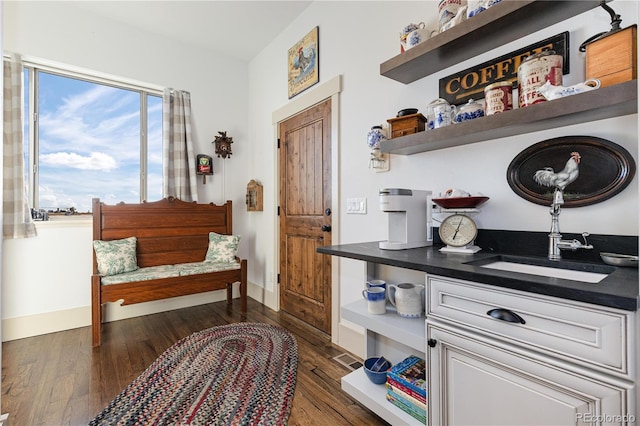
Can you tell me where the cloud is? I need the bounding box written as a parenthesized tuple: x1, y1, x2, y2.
(39, 152, 118, 171)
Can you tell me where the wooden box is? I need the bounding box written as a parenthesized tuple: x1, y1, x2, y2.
(586, 25, 637, 88)
(387, 113, 427, 138)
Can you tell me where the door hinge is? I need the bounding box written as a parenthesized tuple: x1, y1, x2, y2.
(277, 273, 280, 284)
(277, 206, 280, 216)
(277, 138, 281, 149)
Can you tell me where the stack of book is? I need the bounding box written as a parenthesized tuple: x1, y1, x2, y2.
(385, 355, 427, 423)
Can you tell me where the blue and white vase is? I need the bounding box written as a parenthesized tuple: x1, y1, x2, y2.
(367, 125, 387, 149)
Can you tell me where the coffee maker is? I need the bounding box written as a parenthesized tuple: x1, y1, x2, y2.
(379, 188, 433, 250)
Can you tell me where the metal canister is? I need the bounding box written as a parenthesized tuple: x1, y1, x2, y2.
(517, 50, 563, 107)
(484, 81, 513, 115)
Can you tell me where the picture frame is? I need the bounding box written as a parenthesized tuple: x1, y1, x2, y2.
(288, 26, 319, 99)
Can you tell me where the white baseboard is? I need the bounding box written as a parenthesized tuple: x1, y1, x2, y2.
(2, 306, 90, 342)
(247, 281, 278, 311)
(102, 290, 229, 322)
(1, 284, 249, 342)
(2, 281, 366, 351)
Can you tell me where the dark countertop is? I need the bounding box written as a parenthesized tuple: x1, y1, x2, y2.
(318, 241, 639, 311)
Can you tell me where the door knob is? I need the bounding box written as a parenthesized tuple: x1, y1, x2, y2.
(325, 208, 332, 216)
(321, 224, 332, 232)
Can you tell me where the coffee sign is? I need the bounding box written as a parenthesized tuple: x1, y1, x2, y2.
(439, 32, 569, 105)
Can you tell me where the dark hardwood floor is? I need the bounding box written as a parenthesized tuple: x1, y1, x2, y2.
(2, 298, 388, 425)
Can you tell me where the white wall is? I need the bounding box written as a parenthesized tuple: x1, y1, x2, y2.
(1, 1, 638, 347)
(1, 1, 254, 340)
(247, 1, 639, 353)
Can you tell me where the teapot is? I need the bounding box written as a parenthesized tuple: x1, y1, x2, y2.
(405, 28, 437, 50)
(400, 22, 425, 52)
(426, 98, 456, 129)
(387, 283, 425, 318)
(455, 99, 485, 123)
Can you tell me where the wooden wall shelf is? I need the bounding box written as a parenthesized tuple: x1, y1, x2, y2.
(380, 80, 638, 155)
(380, 0, 604, 84)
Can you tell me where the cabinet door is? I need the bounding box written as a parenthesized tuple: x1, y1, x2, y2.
(427, 321, 631, 426)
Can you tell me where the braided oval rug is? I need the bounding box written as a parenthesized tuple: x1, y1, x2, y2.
(90, 322, 298, 426)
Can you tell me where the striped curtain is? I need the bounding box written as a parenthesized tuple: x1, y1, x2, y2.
(3, 54, 37, 239)
(162, 88, 198, 202)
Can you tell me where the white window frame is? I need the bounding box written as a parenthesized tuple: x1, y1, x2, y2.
(21, 57, 163, 211)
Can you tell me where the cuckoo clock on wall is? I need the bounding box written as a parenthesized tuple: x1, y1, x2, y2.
(213, 131, 233, 158)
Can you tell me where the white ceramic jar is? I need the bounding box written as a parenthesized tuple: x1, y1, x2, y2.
(455, 99, 485, 123)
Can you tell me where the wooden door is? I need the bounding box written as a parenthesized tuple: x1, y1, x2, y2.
(279, 98, 332, 334)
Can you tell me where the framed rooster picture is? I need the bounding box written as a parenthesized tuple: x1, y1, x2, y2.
(507, 136, 636, 208)
(288, 26, 319, 99)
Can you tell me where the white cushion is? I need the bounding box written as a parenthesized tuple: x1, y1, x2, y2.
(204, 232, 240, 263)
(93, 237, 138, 276)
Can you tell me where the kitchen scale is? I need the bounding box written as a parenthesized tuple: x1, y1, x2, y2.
(437, 210, 481, 254)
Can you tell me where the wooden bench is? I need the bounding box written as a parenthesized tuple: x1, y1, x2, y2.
(91, 197, 247, 347)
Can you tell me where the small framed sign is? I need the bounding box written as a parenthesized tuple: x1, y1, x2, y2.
(196, 154, 213, 184)
(288, 26, 319, 98)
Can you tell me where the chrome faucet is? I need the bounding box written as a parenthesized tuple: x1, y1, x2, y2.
(547, 189, 593, 260)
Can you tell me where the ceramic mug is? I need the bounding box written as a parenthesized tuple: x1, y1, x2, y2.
(362, 287, 386, 315)
(366, 279, 386, 290)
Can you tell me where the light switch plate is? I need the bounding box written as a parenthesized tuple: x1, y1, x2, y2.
(347, 198, 367, 214)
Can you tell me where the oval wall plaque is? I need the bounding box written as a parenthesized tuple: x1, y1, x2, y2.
(507, 136, 636, 207)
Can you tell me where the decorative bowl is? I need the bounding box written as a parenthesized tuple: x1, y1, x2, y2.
(600, 252, 639, 267)
(397, 108, 419, 117)
(433, 196, 490, 209)
(363, 356, 391, 384)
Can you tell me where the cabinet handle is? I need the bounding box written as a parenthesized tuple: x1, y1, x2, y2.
(427, 338, 437, 348)
(487, 308, 526, 324)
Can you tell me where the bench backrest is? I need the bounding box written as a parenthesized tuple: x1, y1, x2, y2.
(92, 197, 233, 271)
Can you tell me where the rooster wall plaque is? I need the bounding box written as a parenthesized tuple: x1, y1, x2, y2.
(534, 151, 581, 192)
(507, 136, 635, 207)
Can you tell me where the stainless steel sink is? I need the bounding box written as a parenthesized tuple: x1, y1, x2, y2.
(465, 255, 615, 283)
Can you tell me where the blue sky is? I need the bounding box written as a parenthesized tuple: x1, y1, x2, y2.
(25, 71, 162, 213)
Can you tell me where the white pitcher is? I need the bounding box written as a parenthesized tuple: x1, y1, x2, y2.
(387, 283, 425, 318)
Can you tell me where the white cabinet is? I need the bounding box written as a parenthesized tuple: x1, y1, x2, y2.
(426, 275, 638, 425)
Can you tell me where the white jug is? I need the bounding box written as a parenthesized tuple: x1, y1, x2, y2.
(387, 283, 425, 318)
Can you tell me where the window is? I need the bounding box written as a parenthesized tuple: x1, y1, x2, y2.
(23, 64, 162, 216)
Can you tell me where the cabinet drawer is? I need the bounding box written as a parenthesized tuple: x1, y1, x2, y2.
(427, 275, 632, 377)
